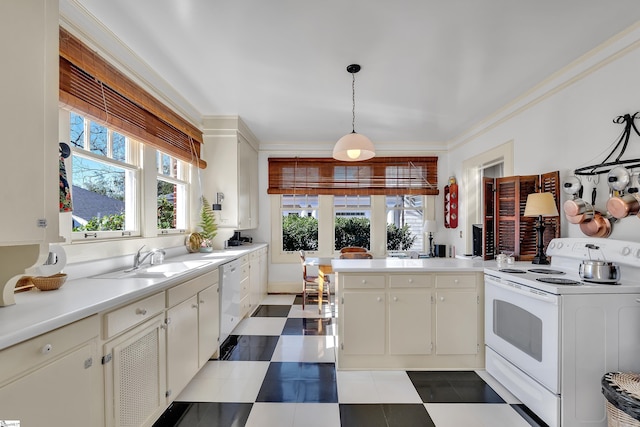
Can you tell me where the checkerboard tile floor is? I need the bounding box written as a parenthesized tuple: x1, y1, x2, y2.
(153, 294, 548, 427)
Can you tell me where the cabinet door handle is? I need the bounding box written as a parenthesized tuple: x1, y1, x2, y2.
(454, 279, 459, 284)
(136, 308, 147, 315)
(408, 279, 413, 284)
(200, 299, 205, 304)
(440, 296, 445, 302)
(362, 279, 367, 284)
(393, 296, 398, 302)
(192, 304, 199, 309)
(376, 297, 382, 302)
(41, 344, 53, 354)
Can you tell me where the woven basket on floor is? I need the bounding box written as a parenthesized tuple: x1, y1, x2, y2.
(31, 273, 67, 291)
(602, 372, 640, 427)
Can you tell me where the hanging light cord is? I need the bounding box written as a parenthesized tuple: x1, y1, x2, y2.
(351, 71, 356, 133)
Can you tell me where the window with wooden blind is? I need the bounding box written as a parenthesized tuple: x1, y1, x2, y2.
(268, 157, 439, 195)
(59, 27, 206, 168)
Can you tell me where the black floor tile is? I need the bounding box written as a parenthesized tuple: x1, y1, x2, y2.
(256, 362, 338, 402)
(281, 317, 336, 335)
(152, 402, 252, 427)
(407, 371, 504, 403)
(219, 335, 279, 361)
(251, 304, 291, 317)
(511, 404, 550, 427)
(340, 404, 435, 427)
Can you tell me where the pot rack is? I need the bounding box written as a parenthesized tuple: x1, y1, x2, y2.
(574, 112, 640, 176)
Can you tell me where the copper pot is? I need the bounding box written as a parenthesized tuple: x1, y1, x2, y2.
(564, 199, 594, 224)
(579, 212, 613, 238)
(606, 194, 640, 219)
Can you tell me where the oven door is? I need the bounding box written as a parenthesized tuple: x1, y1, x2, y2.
(485, 274, 560, 394)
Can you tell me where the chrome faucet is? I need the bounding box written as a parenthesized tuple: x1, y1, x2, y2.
(131, 245, 166, 270)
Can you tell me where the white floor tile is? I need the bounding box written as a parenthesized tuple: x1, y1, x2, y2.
(288, 303, 336, 319)
(271, 335, 337, 363)
(337, 370, 422, 403)
(475, 369, 522, 404)
(246, 403, 341, 427)
(261, 294, 297, 305)
(175, 361, 270, 403)
(231, 317, 286, 335)
(425, 403, 531, 427)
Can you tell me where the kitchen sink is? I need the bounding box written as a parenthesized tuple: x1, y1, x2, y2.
(93, 260, 213, 279)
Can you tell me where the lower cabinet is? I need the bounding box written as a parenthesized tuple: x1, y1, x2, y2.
(103, 314, 167, 427)
(338, 271, 483, 369)
(166, 295, 199, 399)
(239, 255, 250, 317)
(342, 291, 386, 355)
(0, 316, 102, 427)
(198, 283, 220, 366)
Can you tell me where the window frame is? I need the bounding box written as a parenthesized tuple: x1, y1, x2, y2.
(156, 151, 190, 235)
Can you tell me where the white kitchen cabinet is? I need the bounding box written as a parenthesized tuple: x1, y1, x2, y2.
(249, 250, 261, 311)
(203, 117, 259, 230)
(259, 247, 269, 298)
(434, 274, 479, 356)
(240, 255, 251, 317)
(341, 291, 386, 355)
(389, 291, 432, 355)
(0, 316, 102, 427)
(337, 270, 484, 369)
(198, 283, 220, 366)
(166, 295, 199, 398)
(166, 270, 220, 397)
(103, 313, 167, 427)
(0, 0, 59, 247)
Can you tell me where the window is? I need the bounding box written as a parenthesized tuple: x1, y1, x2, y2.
(70, 112, 140, 239)
(157, 151, 189, 232)
(386, 195, 423, 251)
(334, 195, 371, 250)
(281, 195, 319, 251)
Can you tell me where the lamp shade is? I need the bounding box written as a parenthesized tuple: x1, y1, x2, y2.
(423, 219, 438, 233)
(523, 192, 559, 217)
(333, 132, 376, 162)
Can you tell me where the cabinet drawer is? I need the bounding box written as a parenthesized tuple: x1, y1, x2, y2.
(239, 255, 249, 265)
(389, 274, 433, 288)
(104, 292, 165, 339)
(435, 274, 477, 289)
(240, 277, 249, 299)
(241, 263, 250, 279)
(167, 269, 219, 307)
(342, 274, 385, 289)
(0, 315, 99, 385)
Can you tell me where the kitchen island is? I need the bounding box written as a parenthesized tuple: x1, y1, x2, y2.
(332, 257, 487, 370)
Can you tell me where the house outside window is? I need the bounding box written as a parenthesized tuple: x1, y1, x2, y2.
(157, 151, 189, 232)
(69, 112, 140, 239)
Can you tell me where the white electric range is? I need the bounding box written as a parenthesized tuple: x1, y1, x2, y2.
(484, 238, 640, 427)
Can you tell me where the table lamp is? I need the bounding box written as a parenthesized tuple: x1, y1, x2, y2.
(523, 192, 559, 265)
(423, 220, 438, 258)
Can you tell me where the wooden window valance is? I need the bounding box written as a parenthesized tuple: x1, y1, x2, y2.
(268, 157, 439, 196)
(59, 28, 206, 168)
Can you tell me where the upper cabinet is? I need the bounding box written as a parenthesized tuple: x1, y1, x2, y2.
(202, 117, 259, 230)
(0, 0, 59, 247)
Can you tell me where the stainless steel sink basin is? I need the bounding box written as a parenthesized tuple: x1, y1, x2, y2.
(93, 260, 213, 279)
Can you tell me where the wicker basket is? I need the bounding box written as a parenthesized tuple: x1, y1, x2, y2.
(602, 372, 640, 427)
(31, 273, 67, 291)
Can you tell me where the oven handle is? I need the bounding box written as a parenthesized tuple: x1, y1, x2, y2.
(486, 276, 559, 305)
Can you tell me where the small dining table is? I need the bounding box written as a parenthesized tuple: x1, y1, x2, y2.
(303, 257, 333, 314)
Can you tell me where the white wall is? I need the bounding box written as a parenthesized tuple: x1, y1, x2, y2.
(446, 24, 640, 252)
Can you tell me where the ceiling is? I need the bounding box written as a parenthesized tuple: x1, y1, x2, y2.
(61, 0, 640, 147)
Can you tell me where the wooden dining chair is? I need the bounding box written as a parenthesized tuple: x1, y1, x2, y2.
(339, 252, 373, 259)
(339, 246, 368, 253)
(299, 251, 330, 311)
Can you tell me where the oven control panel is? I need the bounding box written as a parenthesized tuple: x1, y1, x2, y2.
(546, 238, 640, 268)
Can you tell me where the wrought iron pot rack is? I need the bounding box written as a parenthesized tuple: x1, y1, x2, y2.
(574, 112, 640, 176)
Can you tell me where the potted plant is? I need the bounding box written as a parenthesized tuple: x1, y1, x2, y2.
(198, 196, 217, 252)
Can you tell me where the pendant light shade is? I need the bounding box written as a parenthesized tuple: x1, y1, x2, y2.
(333, 64, 375, 162)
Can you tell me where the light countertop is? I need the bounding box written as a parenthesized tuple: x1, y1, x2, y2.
(0, 243, 267, 351)
(331, 257, 488, 273)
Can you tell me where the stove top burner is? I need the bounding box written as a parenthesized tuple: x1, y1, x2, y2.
(529, 268, 566, 275)
(536, 277, 581, 285)
(499, 268, 527, 273)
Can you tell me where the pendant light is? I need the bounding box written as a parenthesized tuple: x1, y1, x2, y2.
(333, 64, 375, 162)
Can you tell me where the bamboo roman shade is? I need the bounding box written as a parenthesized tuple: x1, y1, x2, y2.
(59, 28, 206, 168)
(268, 157, 439, 195)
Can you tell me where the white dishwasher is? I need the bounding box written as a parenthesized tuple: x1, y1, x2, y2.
(220, 258, 241, 345)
